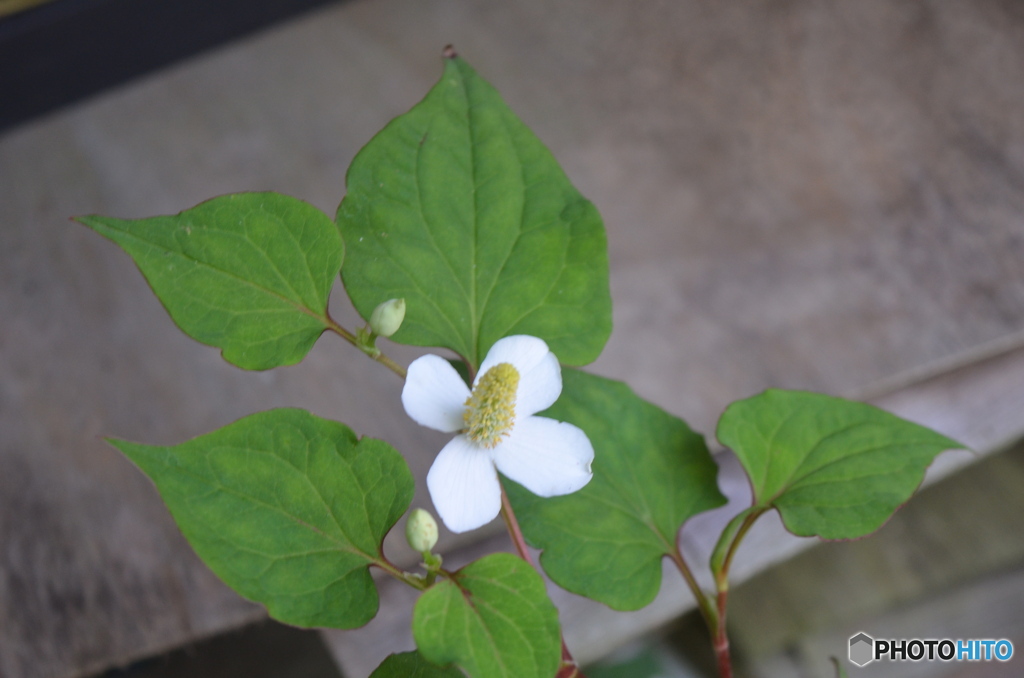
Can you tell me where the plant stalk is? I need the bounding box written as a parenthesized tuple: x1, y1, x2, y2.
(499, 485, 536, 566)
(708, 507, 765, 678)
(373, 554, 429, 591)
(713, 588, 733, 678)
(500, 486, 589, 678)
(669, 536, 718, 634)
(325, 314, 407, 379)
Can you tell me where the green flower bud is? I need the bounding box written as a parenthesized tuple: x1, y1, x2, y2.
(405, 508, 438, 554)
(369, 298, 406, 338)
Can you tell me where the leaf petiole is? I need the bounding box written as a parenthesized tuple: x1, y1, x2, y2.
(709, 507, 766, 590)
(668, 537, 718, 634)
(325, 313, 407, 379)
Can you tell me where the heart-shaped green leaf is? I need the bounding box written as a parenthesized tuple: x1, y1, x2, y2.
(337, 54, 611, 368)
(109, 408, 413, 629)
(506, 369, 726, 610)
(412, 553, 561, 678)
(717, 389, 966, 539)
(369, 652, 463, 678)
(77, 192, 342, 370)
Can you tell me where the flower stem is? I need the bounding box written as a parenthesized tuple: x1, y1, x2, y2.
(499, 485, 535, 566)
(500, 486, 589, 678)
(325, 313, 407, 379)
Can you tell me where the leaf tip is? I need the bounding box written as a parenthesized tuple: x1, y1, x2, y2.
(442, 44, 458, 59)
(102, 435, 135, 458)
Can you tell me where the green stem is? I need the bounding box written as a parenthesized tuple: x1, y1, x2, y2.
(714, 508, 765, 590)
(669, 536, 718, 634)
(375, 551, 456, 591)
(373, 554, 429, 591)
(325, 314, 407, 379)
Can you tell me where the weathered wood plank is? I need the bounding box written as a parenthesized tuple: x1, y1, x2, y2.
(3, 1, 1024, 677)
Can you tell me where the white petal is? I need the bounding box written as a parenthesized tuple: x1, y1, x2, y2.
(427, 436, 502, 533)
(478, 335, 562, 417)
(402, 354, 469, 433)
(493, 416, 594, 498)
(478, 335, 550, 384)
(515, 349, 562, 417)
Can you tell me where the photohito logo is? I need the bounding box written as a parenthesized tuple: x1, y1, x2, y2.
(848, 632, 1013, 667)
(849, 632, 874, 667)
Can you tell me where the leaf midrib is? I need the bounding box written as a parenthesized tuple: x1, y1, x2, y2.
(466, 74, 482, 366)
(96, 222, 331, 325)
(149, 444, 377, 565)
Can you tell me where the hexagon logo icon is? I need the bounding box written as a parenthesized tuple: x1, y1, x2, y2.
(849, 632, 874, 667)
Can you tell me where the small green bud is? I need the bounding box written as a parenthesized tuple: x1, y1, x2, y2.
(405, 508, 438, 554)
(369, 298, 406, 338)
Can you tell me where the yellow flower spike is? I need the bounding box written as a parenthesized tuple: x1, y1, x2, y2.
(463, 363, 519, 448)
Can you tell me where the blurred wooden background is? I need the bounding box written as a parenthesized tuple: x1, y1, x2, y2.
(2, 1, 1023, 677)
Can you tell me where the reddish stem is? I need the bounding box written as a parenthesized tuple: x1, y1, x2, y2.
(555, 638, 584, 678)
(714, 589, 733, 678)
(500, 487, 588, 678)
(499, 486, 535, 566)
(709, 508, 763, 678)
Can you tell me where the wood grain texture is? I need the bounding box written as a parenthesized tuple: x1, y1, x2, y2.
(3, 1, 1024, 677)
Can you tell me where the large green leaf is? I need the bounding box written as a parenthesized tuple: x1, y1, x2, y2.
(717, 389, 966, 539)
(109, 408, 413, 629)
(506, 370, 726, 611)
(77, 192, 342, 370)
(337, 54, 611, 368)
(369, 652, 463, 678)
(412, 553, 561, 678)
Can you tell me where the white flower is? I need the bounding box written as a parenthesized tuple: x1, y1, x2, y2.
(401, 335, 594, 533)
